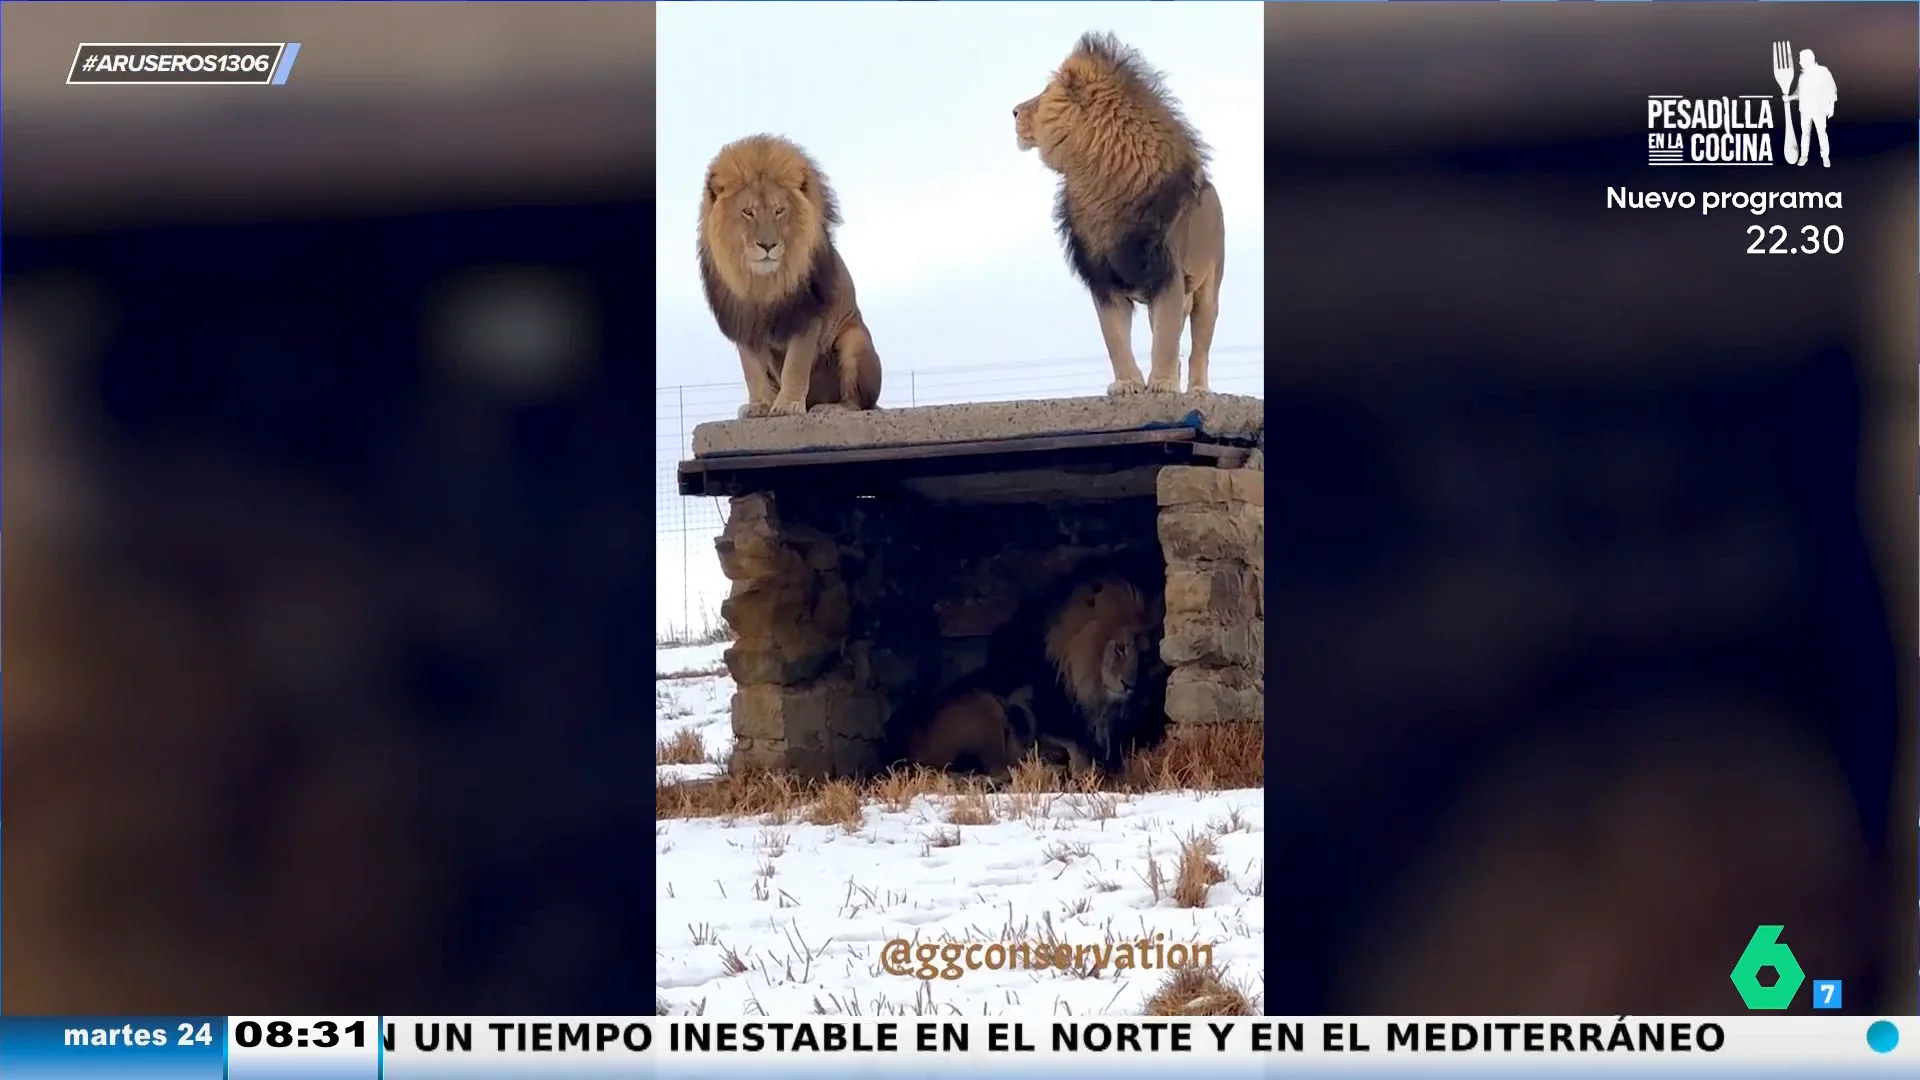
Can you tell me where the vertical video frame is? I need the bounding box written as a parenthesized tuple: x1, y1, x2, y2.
(653, 0, 1268, 1016)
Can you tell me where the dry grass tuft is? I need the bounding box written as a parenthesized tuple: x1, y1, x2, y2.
(656, 728, 708, 765)
(802, 779, 865, 833)
(1243, 860, 1265, 898)
(1141, 965, 1258, 1015)
(1172, 832, 1229, 908)
(872, 766, 958, 811)
(945, 789, 996, 826)
(1140, 847, 1168, 903)
(1118, 723, 1263, 792)
(922, 826, 963, 850)
(1007, 755, 1062, 794)
(655, 769, 806, 821)
(1043, 840, 1094, 865)
(1210, 806, 1254, 835)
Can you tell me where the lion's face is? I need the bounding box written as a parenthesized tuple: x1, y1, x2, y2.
(1047, 576, 1157, 713)
(1012, 89, 1074, 172)
(1096, 632, 1139, 704)
(699, 136, 837, 300)
(712, 181, 802, 278)
(1013, 95, 1040, 152)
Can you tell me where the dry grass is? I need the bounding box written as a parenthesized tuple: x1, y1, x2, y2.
(1116, 723, 1264, 792)
(801, 780, 865, 833)
(1242, 860, 1265, 898)
(656, 769, 806, 821)
(654, 724, 1262, 822)
(1135, 831, 1228, 909)
(1140, 846, 1168, 902)
(1141, 965, 1258, 1015)
(871, 766, 964, 811)
(656, 729, 708, 765)
(656, 607, 735, 648)
(922, 826, 962, 850)
(1171, 832, 1229, 908)
(945, 790, 996, 826)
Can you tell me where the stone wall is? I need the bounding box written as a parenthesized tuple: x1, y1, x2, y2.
(1157, 462, 1265, 739)
(713, 493, 884, 777)
(714, 459, 1263, 780)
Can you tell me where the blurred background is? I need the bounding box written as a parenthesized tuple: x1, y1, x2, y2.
(4, 2, 659, 1011)
(1262, 2, 1917, 1014)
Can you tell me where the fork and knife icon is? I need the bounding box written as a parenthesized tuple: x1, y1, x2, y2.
(1770, 40, 1802, 166)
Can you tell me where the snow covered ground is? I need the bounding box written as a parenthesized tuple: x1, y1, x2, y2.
(655, 641, 732, 785)
(654, 642, 1266, 1016)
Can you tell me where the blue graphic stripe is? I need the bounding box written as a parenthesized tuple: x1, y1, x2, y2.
(0, 1018, 225, 1080)
(6, 1058, 1920, 1080)
(229, 1063, 371, 1080)
(271, 42, 301, 86)
(0, 1061, 211, 1080)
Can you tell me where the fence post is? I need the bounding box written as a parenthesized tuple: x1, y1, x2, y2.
(687, 382, 695, 630)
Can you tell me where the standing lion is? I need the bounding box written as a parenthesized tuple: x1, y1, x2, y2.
(698, 134, 883, 418)
(1015, 33, 1225, 397)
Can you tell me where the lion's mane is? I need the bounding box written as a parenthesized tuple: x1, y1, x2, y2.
(1031, 32, 1212, 304)
(696, 134, 842, 345)
(1043, 575, 1152, 717)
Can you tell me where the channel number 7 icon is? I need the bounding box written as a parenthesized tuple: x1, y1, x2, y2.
(1729, 925, 1805, 1010)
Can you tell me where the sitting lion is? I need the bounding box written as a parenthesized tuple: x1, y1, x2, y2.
(1040, 574, 1165, 771)
(1015, 33, 1225, 396)
(697, 134, 882, 418)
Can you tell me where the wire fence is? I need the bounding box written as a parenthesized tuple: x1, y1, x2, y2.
(654, 345, 1265, 640)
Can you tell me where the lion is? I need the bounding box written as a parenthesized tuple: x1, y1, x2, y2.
(894, 680, 1100, 782)
(1015, 33, 1226, 397)
(698, 134, 882, 418)
(1041, 574, 1162, 769)
(899, 686, 1040, 783)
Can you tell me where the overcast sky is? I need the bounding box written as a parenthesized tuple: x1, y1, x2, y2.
(653, 0, 1265, 636)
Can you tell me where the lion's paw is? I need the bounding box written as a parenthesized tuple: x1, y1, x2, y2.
(738, 401, 772, 419)
(1144, 378, 1181, 394)
(1106, 379, 1147, 398)
(767, 398, 808, 417)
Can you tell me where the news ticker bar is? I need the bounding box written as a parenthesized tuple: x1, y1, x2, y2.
(66, 43, 303, 86)
(0, 1016, 1905, 1078)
